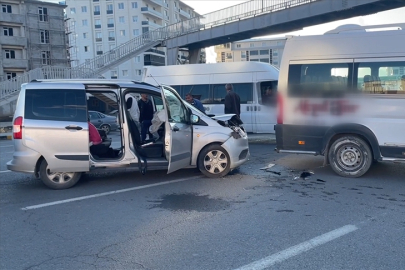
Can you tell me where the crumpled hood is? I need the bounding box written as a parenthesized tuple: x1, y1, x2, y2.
(210, 114, 235, 121)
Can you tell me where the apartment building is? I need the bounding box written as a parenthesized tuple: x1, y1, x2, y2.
(0, 0, 68, 81)
(65, 0, 201, 80)
(214, 37, 287, 68)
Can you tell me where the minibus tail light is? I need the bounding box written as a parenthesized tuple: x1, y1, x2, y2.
(13, 116, 23, 140)
(277, 93, 283, 124)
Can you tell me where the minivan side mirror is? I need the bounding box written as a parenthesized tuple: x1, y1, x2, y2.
(190, 114, 200, 124)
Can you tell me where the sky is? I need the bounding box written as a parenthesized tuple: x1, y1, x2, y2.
(46, 0, 405, 62)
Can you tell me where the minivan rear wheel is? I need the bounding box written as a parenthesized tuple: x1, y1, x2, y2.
(198, 144, 231, 178)
(39, 159, 81, 189)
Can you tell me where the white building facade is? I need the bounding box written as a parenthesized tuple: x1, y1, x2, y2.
(214, 37, 287, 69)
(65, 0, 199, 80)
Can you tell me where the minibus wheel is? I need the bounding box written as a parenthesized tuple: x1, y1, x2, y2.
(328, 136, 373, 178)
(198, 144, 231, 178)
(39, 159, 82, 190)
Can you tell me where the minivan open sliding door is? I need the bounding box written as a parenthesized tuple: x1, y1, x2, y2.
(161, 86, 192, 173)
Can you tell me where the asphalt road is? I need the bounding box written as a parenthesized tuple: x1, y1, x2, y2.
(1, 135, 404, 270)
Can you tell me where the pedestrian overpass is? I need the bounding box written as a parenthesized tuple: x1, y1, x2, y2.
(1, 0, 404, 119)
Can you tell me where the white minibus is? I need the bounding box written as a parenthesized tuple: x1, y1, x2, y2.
(142, 62, 279, 133)
(275, 24, 405, 177)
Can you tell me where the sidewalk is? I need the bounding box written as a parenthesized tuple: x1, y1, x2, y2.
(0, 122, 12, 140)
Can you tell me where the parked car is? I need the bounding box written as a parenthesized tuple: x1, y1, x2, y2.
(7, 80, 249, 189)
(89, 110, 118, 134)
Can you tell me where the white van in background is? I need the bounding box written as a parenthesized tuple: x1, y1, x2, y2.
(275, 24, 405, 177)
(143, 62, 279, 133)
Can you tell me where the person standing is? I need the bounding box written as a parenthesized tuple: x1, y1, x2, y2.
(185, 93, 205, 113)
(138, 93, 154, 141)
(224, 83, 242, 125)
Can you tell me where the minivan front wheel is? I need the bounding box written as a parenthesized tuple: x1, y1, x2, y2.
(39, 159, 81, 189)
(328, 136, 373, 178)
(198, 144, 231, 178)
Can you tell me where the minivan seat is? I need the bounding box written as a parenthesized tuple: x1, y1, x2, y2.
(126, 97, 163, 158)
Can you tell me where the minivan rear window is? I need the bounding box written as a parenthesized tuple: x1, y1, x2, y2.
(25, 89, 87, 122)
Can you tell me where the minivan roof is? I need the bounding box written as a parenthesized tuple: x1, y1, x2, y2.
(28, 79, 158, 90)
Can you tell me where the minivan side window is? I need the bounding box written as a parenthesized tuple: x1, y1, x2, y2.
(25, 89, 87, 122)
(212, 83, 253, 104)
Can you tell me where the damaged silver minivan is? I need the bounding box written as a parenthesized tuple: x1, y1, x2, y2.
(7, 80, 249, 189)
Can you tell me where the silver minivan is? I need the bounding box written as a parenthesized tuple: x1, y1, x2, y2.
(7, 80, 249, 189)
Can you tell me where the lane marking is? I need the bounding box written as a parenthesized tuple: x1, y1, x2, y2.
(0, 170, 11, 173)
(234, 225, 358, 270)
(22, 176, 200, 210)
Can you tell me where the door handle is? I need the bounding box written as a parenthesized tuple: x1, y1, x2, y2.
(65, 125, 83, 130)
(172, 126, 180, 132)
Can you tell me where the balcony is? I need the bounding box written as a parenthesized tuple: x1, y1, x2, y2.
(95, 38, 102, 42)
(144, 0, 164, 7)
(179, 9, 191, 19)
(108, 37, 115, 41)
(140, 7, 162, 19)
(94, 11, 100, 15)
(96, 51, 103, 55)
(107, 23, 114, 28)
(0, 13, 25, 24)
(0, 36, 27, 47)
(141, 20, 162, 30)
(2, 59, 29, 69)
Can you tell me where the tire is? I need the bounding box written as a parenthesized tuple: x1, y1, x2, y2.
(328, 136, 373, 178)
(100, 124, 110, 134)
(198, 144, 231, 178)
(39, 159, 81, 190)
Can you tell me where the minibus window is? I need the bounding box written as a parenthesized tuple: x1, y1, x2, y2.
(181, 84, 211, 104)
(355, 61, 405, 94)
(288, 63, 353, 97)
(212, 83, 253, 104)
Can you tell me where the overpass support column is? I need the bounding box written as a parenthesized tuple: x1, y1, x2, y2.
(188, 48, 201, 64)
(166, 47, 179, 66)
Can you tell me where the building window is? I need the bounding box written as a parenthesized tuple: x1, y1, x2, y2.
(132, 2, 138, 8)
(108, 31, 115, 40)
(135, 69, 142, 76)
(241, 51, 246, 58)
(119, 16, 125, 23)
(226, 52, 232, 59)
(94, 5, 100, 15)
(111, 70, 117, 78)
(3, 27, 13, 36)
(83, 32, 88, 38)
(41, 51, 50, 65)
(5, 50, 16, 59)
(262, 42, 267, 46)
(40, 30, 50, 44)
(107, 18, 114, 27)
(6, 72, 17, 80)
(120, 30, 125, 36)
(95, 19, 101, 28)
(118, 3, 124, 9)
(2, 4, 12, 13)
(96, 32, 102, 41)
(221, 52, 225, 62)
(236, 44, 241, 48)
(132, 16, 138, 22)
(81, 6, 87, 12)
(109, 44, 115, 50)
(122, 70, 128, 76)
(70, 7, 76, 14)
(107, 4, 113, 14)
(84, 46, 88, 52)
(135, 55, 141, 62)
(250, 43, 254, 48)
(133, 29, 139, 36)
(82, 19, 88, 26)
(260, 50, 269, 55)
(250, 50, 258, 56)
(38, 7, 48, 21)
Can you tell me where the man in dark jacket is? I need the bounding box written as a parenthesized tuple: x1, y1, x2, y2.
(138, 93, 154, 141)
(185, 93, 205, 113)
(224, 84, 243, 125)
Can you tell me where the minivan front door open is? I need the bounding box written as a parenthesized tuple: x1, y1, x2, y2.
(161, 86, 192, 173)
